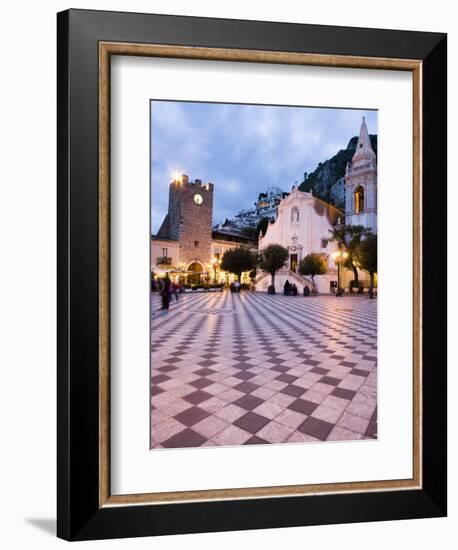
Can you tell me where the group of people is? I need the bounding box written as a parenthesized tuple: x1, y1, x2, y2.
(158, 275, 182, 310)
(283, 280, 298, 296)
(230, 280, 242, 293)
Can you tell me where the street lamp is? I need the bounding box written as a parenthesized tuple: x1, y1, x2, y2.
(332, 250, 348, 297)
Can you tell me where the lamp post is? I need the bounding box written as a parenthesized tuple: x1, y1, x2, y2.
(332, 250, 348, 297)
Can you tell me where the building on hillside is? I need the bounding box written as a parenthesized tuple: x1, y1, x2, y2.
(344, 116, 377, 232)
(256, 186, 343, 294)
(152, 174, 257, 285)
(214, 185, 288, 232)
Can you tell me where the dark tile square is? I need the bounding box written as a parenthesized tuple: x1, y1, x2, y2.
(190, 377, 213, 389)
(233, 394, 264, 411)
(351, 368, 370, 377)
(162, 428, 207, 448)
(320, 376, 341, 386)
(232, 362, 253, 371)
(174, 406, 210, 427)
(163, 358, 179, 364)
(310, 366, 329, 375)
(245, 435, 268, 445)
(234, 412, 270, 434)
(299, 354, 313, 360)
(288, 398, 318, 416)
(234, 371, 257, 380)
(268, 357, 287, 365)
(281, 384, 306, 398)
(183, 390, 213, 405)
(298, 417, 334, 440)
(198, 359, 217, 367)
(271, 365, 290, 373)
(194, 367, 216, 376)
(157, 365, 177, 373)
(276, 373, 298, 383)
(340, 361, 357, 368)
(331, 387, 356, 400)
(233, 381, 259, 394)
(151, 374, 170, 384)
(150, 386, 164, 396)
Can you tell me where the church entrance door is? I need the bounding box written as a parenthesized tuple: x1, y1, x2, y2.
(290, 254, 298, 272)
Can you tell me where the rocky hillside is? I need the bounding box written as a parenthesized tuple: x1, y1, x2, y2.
(298, 134, 377, 209)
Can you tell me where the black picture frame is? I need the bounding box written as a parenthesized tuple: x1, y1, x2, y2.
(57, 9, 447, 541)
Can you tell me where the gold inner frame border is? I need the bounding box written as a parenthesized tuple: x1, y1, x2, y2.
(98, 42, 422, 507)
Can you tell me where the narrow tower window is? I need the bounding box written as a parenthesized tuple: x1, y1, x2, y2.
(354, 186, 364, 214)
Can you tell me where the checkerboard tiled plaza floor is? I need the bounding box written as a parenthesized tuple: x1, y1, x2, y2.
(151, 291, 377, 449)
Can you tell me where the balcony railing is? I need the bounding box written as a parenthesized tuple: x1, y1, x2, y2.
(157, 257, 172, 266)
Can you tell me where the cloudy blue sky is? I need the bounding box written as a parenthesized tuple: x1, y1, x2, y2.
(150, 101, 377, 233)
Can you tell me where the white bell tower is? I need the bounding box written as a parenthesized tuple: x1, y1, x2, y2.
(344, 117, 377, 232)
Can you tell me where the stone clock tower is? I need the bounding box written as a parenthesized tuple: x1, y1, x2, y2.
(157, 174, 214, 266)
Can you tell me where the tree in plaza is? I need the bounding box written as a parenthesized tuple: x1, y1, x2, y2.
(354, 234, 377, 299)
(221, 246, 255, 282)
(298, 253, 327, 291)
(258, 244, 289, 294)
(328, 225, 371, 284)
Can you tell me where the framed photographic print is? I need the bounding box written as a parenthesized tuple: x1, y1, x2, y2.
(57, 9, 447, 541)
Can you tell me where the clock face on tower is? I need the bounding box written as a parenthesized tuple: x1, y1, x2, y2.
(193, 193, 203, 205)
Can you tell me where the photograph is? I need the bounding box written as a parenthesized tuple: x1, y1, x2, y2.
(150, 101, 378, 449)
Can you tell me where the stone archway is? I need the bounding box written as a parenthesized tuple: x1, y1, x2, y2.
(187, 261, 204, 285)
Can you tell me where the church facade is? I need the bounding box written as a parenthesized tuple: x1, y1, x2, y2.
(256, 187, 343, 293)
(256, 117, 377, 293)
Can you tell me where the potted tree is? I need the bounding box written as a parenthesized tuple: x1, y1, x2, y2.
(354, 234, 377, 299)
(258, 244, 289, 294)
(298, 253, 327, 295)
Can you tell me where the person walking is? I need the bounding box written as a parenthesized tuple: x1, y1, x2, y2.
(284, 280, 291, 296)
(172, 281, 180, 302)
(160, 275, 172, 310)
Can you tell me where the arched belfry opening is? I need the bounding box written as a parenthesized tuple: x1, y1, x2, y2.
(354, 185, 365, 214)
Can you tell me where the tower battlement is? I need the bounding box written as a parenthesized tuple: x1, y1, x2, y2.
(171, 174, 214, 191)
